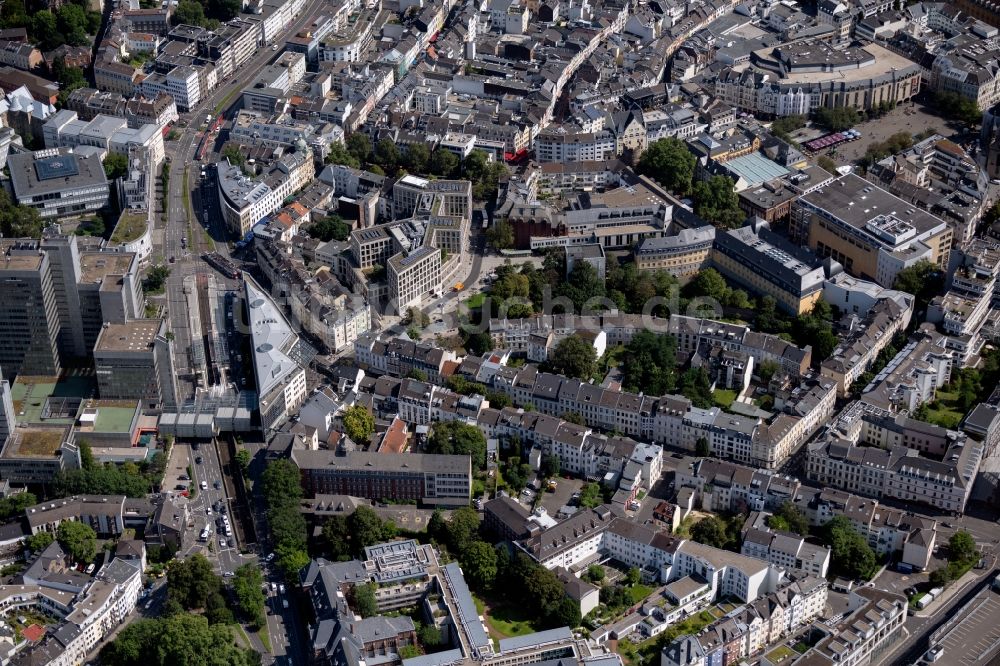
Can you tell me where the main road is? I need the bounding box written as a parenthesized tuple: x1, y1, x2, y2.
(159, 0, 328, 400)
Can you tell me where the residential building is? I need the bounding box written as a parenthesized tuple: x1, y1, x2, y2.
(633, 227, 715, 277)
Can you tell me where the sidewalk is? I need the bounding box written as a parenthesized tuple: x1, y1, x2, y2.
(914, 568, 986, 618)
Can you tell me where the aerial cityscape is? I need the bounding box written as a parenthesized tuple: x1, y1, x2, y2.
(0, 0, 999, 663)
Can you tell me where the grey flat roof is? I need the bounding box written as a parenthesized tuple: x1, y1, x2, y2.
(402, 649, 465, 666)
(442, 561, 492, 653)
(8, 149, 108, 197)
(498, 627, 574, 653)
(291, 449, 470, 474)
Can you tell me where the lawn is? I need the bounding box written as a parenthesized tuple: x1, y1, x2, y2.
(465, 292, 486, 310)
(476, 593, 538, 639)
(257, 627, 272, 653)
(712, 389, 737, 410)
(766, 645, 797, 663)
(629, 584, 654, 604)
(924, 390, 964, 429)
(111, 212, 148, 244)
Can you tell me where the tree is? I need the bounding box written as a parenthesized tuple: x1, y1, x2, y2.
(104, 153, 128, 180)
(0, 189, 43, 239)
(441, 506, 481, 554)
(57, 520, 97, 563)
(342, 404, 375, 444)
(772, 502, 810, 536)
(949, 530, 977, 564)
(168, 553, 221, 610)
(892, 260, 944, 317)
(695, 437, 711, 457)
(56, 3, 89, 46)
(812, 107, 861, 132)
(556, 260, 606, 313)
(550, 596, 582, 628)
(586, 565, 605, 583)
(325, 141, 361, 168)
(143, 264, 170, 293)
(430, 148, 459, 177)
(346, 506, 397, 554)
(929, 566, 952, 588)
(418, 624, 443, 648)
(821, 516, 877, 580)
(626, 567, 641, 586)
(26, 532, 54, 554)
(486, 220, 515, 250)
(757, 360, 780, 384)
(351, 583, 378, 617)
(309, 215, 351, 242)
(172, 0, 207, 26)
(562, 411, 585, 425)
(101, 614, 258, 666)
(636, 137, 697, 194)
(541, 454, 560, 479)
(692, 176, 744, 229)
(686, 267, 729, 302)
(770, 115, 806, 141)
(679, 367, 713, 409)
(405, 143, 430, 173)
(346, 133, 372, 164)
(427, 421, 487, 471)
(621, 331, 678, 396)
(205, 0, 241, 20)
(817, 155, 838, 174)
(548, 335, 597, 380)
(0, 492, 36, 520)
(32, 11, 62, 51)
(931, 91, 982, 129)
(690, 516, 730, 549)
(235, 448, 251, 474)
(375, 138, 400, 172)
(261, 459, 309, 580)
(461, 541, 498, 589)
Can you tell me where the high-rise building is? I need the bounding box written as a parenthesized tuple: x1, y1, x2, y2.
(0, 367, 15, 444)
(94, 319, 178, 410)
(0, 242, 61, 377)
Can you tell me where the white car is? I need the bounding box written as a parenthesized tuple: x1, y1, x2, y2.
(219, 537, 226, 548)
(270, 582, 278, 592)
(206, 508, 212, 516)
(279, 584, 286, 594)
(200, 480, 208, 490)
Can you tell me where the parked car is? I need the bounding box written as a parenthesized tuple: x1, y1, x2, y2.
(195, 456, 203, 464)
(279, 584, 286, 594)
(219, 537, 226, 548)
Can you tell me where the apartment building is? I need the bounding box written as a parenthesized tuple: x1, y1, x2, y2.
(218, 150, 314, 236)
(198, 18, 260, 80)
(740, 527, 831, 578)
(7, 148, 109, 221)
(354, 334, 457, 385)
(93, 60, 142, 96)
(230, 109, 316, 149)
(0, 39, 43, 71)
(928, 237, 1000, 362)
(820, 293, 913, 395)
(124, 93, 179, 129)
(43, 110, 165, 166)
(713, 42, 921, 117)
(94, 319, 178, 411)
(790, 174, 952, 288)
(796, 587, 907, 666)
(806, 404, 983, 514)
(139, 65, 201, 111)
(860, 329, 952, 413)
(661, 576, 827, 666)
(291, 450, 472, 505)
(535, 128, 617, 163)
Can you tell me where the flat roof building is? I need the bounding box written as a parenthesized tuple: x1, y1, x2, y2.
(791, 174, 951, 287)
(7, 148, 109, 220)
(94, 319, 178, 411)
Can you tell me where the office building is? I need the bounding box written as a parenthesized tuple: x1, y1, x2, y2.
(292, 450, 472, 506)
(388, 246, 442, 311)
(246, 276, 308, 433)
(94, 319, 178, 411)
(633, 227, 715, 277)
(0, 242, 62, 377)
(7, 148, 110, 221)
(711, 223, 830, 315)
(790, 174, 952, 287)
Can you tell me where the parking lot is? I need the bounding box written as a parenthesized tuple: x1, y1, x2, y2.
(538, 476, 586, 516)
(930, 587, 1000, 664)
